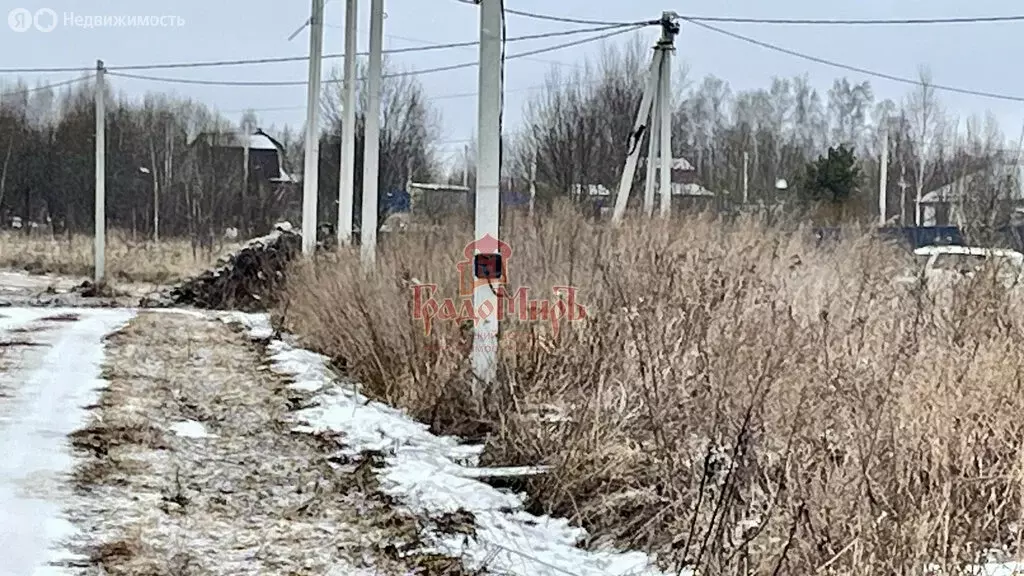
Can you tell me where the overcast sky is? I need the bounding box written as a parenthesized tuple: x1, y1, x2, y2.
(3, 0, 1024, 164)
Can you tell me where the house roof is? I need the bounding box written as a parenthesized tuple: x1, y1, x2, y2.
(189, 129, 299, 184)
(922, 151, 1024, 203)
(192, 131, 280, 150)
(409, 182, 470, 193)
(921, 164, 1024, 203)
(640, 157, 696, 171)
(570, 182, 715, 197)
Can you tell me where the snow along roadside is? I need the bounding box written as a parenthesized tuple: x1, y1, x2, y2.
(0, 308, 135, 576)
(222, 311, 671, 576)
(65, 309, 428, 575)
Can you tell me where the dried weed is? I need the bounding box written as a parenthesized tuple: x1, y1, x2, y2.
(281, 207, 1024, 574)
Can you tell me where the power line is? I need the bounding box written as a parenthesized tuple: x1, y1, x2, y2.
(0, 23, 634, 75)
(683, 18, 1024, 103)
(678, 13, 1024, 25)
(453, 0, 657, 27)
(0, 75, 95, 97)
(386, 31, 583, 69)
(218, 75, 607, 115)
(105, 24, 645, 88)
(464, 2, 1024, 27)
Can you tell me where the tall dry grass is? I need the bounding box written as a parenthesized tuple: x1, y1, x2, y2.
(0, 230, 234, 284)
(280, 207, 1024, 575)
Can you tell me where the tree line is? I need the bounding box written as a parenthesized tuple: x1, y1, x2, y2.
(504, 38, 1020, 228)
(0, 35, 1018, 243)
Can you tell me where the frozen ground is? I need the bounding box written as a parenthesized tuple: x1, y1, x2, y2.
(0, 270, 162, 308)
(224, 311, 670, 576)
(1, 297, 1021, 575)
(224, 311, 1024, 576)
(61, 310, 424, 575)
(0, 307, 135, 576)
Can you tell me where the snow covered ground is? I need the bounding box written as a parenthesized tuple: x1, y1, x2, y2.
(223, 311, 671, 576)
(0, 300, 1020, 575)
(0, 308, 134, 576)
(63, 310, 426, 575)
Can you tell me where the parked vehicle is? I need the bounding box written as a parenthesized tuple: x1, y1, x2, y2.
(896, 245, 1024, 288)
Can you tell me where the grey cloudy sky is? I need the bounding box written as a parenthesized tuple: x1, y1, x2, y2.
(3, 0, 1024, 163)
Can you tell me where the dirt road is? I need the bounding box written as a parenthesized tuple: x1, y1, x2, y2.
(0, 308, 135, 576)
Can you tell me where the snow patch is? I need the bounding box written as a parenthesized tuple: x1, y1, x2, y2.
(217, 310, 273, 341)
(168, 420, 217, 439)
(0, 308, 135, 576)
(222, 312, 670, 576)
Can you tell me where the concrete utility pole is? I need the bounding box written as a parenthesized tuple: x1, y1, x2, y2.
(462, 144, 469, 187)
(898, 163, 908, 225)
(471, 0, 503, 384)
(301, 0, 325, 255)
(360, 0, 385, 267)
(657, 14, 674, 218)
(337, 0, 358, 246)
(879, 132, 889, 226)
(94, 60, 106, 285)
(643, 86, 659, 217)
(529, 150, 537, 216)
(742, 151, 749, 205)
(611, 13, 679, 224)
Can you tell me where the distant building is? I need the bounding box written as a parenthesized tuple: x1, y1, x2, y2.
(572, 155, 716, 214)
(409, 182, 472, 217)
(190, 128, 298, 185)
(919, 152, 1024, 226)
(189, 128, 299, 234)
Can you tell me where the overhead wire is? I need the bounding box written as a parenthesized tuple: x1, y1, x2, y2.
(104, 24, 645, 87)
(476, 3, 1024, 27)
(681, 17, 1024, 103)
(677, 14, 1024, 25)
(217, 74, 612, 115)
(0, 23, 635, 75)
(0, 75, 95, 97)
(452, 0, 658, 27)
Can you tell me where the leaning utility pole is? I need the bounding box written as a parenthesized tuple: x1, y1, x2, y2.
(611, 13, 680, 224)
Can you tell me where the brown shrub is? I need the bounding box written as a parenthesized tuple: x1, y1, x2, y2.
(280, 207, 1024, 575)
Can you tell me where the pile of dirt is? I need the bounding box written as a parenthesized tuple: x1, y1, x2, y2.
(142, 222, 302, 311)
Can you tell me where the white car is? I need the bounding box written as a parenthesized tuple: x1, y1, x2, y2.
(897, 245, 1024, 288)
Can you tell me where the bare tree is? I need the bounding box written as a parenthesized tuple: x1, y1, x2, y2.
(906, 66, 943, 225)
(827, 78, 873, 148)
(320, 56, 442, 233)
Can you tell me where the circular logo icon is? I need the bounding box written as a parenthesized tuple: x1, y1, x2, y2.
(8, 8, 32, 32)
(33, 8, 57, 32)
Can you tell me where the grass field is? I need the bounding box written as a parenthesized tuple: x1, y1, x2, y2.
(280, 208, 1024, 574)
(0, 231, 234, 285)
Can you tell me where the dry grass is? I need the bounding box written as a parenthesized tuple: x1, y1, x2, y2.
(280, 206, 1024, 575)
(0, 230, 235, 284)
